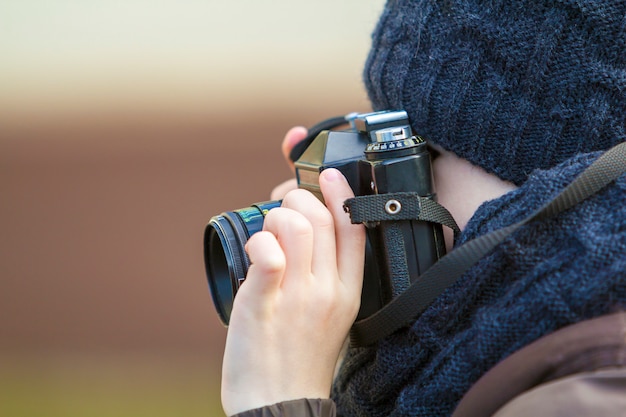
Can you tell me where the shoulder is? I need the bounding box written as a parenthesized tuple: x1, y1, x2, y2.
(452, 312, 626, 417)
(489, 368, 626, 417)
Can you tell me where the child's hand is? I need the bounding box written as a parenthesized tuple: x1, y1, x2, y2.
(270, 126, 307, 200)
(221, 168, 365, 416)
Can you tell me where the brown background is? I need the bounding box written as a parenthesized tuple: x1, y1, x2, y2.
(0, 1, 383, 415)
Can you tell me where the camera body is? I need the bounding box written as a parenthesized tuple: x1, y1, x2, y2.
(204, 110, 446, 325)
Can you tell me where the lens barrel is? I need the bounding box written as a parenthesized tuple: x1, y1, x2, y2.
(204, 200, 281, 325)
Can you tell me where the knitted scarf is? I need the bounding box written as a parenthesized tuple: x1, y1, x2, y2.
(331, 152, 626, 416)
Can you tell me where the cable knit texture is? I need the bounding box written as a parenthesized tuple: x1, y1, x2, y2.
(364, 0, 626, 185)
(332, 152, 626, 416)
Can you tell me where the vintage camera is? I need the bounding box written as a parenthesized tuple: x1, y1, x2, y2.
(204, 110, 446, 325)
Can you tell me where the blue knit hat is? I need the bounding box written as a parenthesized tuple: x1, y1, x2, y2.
(364, 0, 626, 185)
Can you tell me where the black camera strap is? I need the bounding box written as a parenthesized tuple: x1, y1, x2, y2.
(344, 192, 460, 231)
(289, 115, 352, 163)
(344, 193, 460, 301)
(348, 142, 626, 347)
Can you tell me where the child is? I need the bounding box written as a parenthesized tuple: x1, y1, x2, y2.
(220, 1, 626, 416)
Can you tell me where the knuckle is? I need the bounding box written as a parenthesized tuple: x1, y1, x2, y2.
(286, 214, 314, 238)
(258, 254, 285, 275)
(279, 189, 337, 233)
(265, 207, 313, 239)
(281, 188, 312, 206)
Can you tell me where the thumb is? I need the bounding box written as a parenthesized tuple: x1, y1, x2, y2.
(281, 126, 308, 172)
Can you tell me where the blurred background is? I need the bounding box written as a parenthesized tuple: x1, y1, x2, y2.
(0, 1, 385, 416)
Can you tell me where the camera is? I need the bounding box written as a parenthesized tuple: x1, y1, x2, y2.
(204, 110, 447, 325)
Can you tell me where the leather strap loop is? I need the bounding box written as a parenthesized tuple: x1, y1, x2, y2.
(344, 192, 460, 232)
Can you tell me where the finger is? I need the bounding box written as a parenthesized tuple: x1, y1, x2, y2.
(262, 206, 314, 283)
(270, 178, 298, 200)
(319, 169, 366, 291)
(281, 126, 308, 172)
(280, 188, 337, 279)
(243, 231, 286, 295)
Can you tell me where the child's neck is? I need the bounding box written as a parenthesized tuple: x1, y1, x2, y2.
(431, 146, 518, 251)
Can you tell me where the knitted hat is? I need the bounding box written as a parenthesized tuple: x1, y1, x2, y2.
(364, 0, 626, 185)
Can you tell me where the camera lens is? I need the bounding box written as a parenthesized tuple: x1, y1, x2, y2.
(204, 201, 281, 325)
